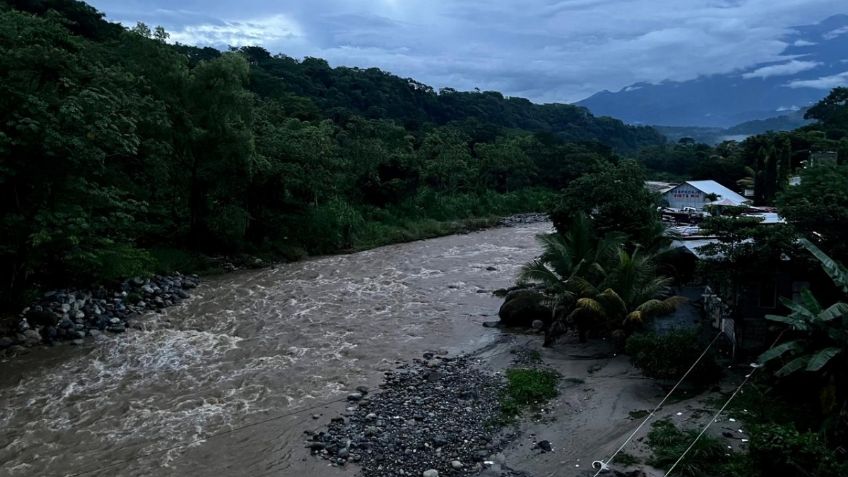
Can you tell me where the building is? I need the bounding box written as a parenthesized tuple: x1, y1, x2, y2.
(662, 180, 748, 210)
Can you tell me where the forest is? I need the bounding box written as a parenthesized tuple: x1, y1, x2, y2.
(0, 0, 665, 307)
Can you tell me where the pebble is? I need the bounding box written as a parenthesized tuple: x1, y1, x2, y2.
(307, 352, 517, 477)
(423, 470, 439, 477)
(2, 274, 200, 349)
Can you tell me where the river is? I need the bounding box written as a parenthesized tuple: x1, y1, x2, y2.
(0, 222, 550, 477)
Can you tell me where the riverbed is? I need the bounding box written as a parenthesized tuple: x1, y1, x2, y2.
(0, 222, 551, 477)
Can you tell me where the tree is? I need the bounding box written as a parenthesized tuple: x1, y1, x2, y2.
(778, 164, 848, 263)
(567, 247, 685, 338)
(519, 213, 623, 301)
(520, 214, 681, 344)
(551, 160, 660, 243)
(805, 87, 848, 128)
(759, 239, 848, 377)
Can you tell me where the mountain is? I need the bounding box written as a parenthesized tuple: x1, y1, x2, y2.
(654, 108, 811, 145)
(577, 14, 848, 128)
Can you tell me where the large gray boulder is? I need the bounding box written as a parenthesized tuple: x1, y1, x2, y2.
(498, 289, 551, 327)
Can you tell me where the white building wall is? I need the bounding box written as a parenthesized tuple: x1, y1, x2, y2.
(664, 183, 707, 209)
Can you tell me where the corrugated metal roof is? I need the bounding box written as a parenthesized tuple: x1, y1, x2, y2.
(670, 239, 718, 259)
(676, 180, 748, 205)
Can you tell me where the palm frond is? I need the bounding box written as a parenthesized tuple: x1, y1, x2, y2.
(806, 347, 841, 372)
(576, 297, 605, 315)
(758, 340, 803, 364)
(800, 238, 848, 293)
(817, 302, 848, 322)
(776, 355, 811, 377)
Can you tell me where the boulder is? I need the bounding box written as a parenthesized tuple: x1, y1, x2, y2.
(497, 289, 551, 327)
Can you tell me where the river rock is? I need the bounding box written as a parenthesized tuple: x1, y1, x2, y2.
(0, 336, 14, 349)
(21, 329, 41, 346)
(497, 289, 551, 327)
(423, 470, 439, 477)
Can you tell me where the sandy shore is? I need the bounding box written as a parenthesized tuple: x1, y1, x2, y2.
(478, 334, 747, 477)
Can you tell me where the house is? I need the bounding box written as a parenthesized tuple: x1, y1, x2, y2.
(662, 180, 748, 210)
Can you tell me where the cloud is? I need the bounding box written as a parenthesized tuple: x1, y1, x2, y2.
(87, 0, 847, 103)
(742, 60, 821, 79)
(823, 25, 848, 40)
(793, 39, 817, 46)
(168, 14, 302, 47)
(786, 71, 848, 89)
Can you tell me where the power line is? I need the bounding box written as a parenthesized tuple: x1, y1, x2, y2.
(663, 329, 787, 477)
(591, 330, 724, 477)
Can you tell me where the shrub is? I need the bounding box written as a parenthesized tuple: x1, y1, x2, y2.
(625, 330, 722, 387)
(748, 423, 848, 476)
(646, 420, 726, 477)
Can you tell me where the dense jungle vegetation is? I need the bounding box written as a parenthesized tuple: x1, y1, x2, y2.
(517, 87, 848, 476)
(0, 0, 665, 307)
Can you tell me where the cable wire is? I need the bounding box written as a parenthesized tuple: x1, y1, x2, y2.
(663, 329, 787, 477)
(591, 330, 724, 477)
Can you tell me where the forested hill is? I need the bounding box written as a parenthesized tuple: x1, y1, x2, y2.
(0, 0, 666, 307)
(232, 47, 665, 153)
(5, 1, 663, 152)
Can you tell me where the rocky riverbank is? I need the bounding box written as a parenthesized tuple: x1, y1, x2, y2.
(497, 213, 549, 227)
(306, 348, 539, 477)
(0, 273, 199, 353)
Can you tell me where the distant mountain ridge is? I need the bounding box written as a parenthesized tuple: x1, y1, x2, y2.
(577, 14, 848, 128)
(655, 108, 811, 145)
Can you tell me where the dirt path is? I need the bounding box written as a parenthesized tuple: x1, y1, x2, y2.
(480, 334, 738, 477)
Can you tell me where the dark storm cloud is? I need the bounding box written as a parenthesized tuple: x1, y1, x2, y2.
(87, 0, 846, 102)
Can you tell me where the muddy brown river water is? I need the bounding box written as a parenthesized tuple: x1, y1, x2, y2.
(0, 222, 550, 477)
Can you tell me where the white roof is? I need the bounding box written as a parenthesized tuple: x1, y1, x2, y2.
(667, 180, 748, 206)
(745, 212, 785, 224)
(670, 239, 718, 259)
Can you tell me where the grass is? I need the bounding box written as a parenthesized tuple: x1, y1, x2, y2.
(612, 452, 640, 466)
(498, 368, 560, 423)
(646, 420, 739, 477)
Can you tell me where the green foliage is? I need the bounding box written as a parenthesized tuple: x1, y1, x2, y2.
(522, 212, 683, 344)
(612, 452, 640, 466)
(646, 420, 727, 477)
(777, 164, 848, 262)
(0, 1, 610, 305)
(625, 330, 721, 386)
(747, 423, 848, 477)
(758, 240, 848, 377)
(551, 160, 660, 242)
(499, 368, 559, 421)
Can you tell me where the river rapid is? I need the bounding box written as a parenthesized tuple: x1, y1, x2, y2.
(0, 222, 550, 477)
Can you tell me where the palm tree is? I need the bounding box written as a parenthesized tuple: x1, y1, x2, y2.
(519, 213, 683, 345)
(518, 213, 623, 343)
(568, 247, 686, 340)
(518, 212, 622, 298)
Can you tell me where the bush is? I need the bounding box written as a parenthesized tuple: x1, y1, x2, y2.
(748, 423, 848, 476)
(646, 420, 727, 477)
(625, 330, 722, 387)
(66, 243, 155, 284)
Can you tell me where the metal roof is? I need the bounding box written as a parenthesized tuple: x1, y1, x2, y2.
(666, 180, 748, 205)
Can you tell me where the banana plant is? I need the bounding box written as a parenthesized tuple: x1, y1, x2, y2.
(758, 239, 848, 376)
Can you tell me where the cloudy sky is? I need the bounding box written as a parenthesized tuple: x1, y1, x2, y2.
(87, 0, 845, 103)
